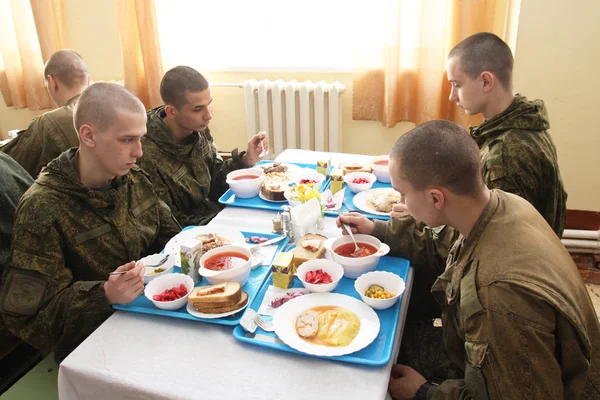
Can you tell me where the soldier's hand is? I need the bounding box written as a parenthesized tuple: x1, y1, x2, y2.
(104, 261, 145, 305)
(336, 212, 375, 235)
(388, 364, 427, 400)
(390, 202, 410, 218)
(243, 131, 269, 166)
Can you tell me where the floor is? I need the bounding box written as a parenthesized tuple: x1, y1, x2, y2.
(2, 285, 600, 399)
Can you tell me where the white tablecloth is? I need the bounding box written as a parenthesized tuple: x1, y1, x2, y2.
(58, 149, 413, 400)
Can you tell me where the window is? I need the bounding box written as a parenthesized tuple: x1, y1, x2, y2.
(155, 0, 387, 72)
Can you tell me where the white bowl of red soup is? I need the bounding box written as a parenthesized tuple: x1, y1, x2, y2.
(324, 234, 390, 279)
(198, 245, 252, 285)
(226, 168, 265, 199)
(369, 155, 390, 183)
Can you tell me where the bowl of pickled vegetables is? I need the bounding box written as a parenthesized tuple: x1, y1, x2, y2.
(354, 271, 405, 310)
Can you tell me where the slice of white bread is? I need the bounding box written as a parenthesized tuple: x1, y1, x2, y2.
(340, 162, 372, 175)
(188, 282, 242, 305)
(261, 178, 287, 201)
(193, 291, 248, 314)
(292, 233, 327, 271)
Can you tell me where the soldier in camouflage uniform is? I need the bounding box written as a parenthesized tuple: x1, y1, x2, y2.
(0, 83, 181, 363)
(138, 66, 269, 227)
(0, 50, 90, 178)
(347, 121, 600, 399)
(344, 33, 570, 383)
(0, 153, 34, 356)
(448, 33, 567, 236)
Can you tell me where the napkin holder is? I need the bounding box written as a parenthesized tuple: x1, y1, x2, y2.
(290, 198, 322, 244)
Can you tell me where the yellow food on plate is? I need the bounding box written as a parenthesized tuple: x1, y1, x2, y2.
(296, 306, 360, 347)
(149, 267, 166, 275)
(365, 284, 395, 299)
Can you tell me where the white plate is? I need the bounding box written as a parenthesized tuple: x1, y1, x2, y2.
(163, 226, 246, 266)
(352, 188, 401, 216)
(186, 301, 248, 319)
(273, 293, 380, 357)
(260, 162, 303, 181)
(259, 191, 288, 203)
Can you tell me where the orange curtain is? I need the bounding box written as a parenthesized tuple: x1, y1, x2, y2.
(352, 0, 520, 129)
(0, 0, 64, 110)
(117, 0, 164, 109)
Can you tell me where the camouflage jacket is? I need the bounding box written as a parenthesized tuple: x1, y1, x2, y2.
(0, 149, 181, 362)
(427, 190, 600, 399)
(471, 94, 567, 237)
(0, 153, 33, 270)
(138, 106, 247, 227)
(0, 95, 80, 178)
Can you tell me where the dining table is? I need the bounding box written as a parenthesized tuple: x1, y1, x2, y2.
(57, 149, 414, 400)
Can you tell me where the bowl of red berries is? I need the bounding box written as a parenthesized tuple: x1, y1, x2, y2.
(144, 273, 194, 310)
(296, 259, 344, 293)
(344, 172, 376, 194)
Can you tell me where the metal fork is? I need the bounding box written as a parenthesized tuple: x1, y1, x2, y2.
(245, 308, 274, 332)
(252, 313, 274, 332)
(109, 254, 170, 276)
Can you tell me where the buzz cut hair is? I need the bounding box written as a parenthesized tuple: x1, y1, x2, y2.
(390, 120, 484, 196)
(43, 49, 89, 89)
(448, 32, 514, 90)
(74, 82, 146, 132)
(159, 66, 209, 109)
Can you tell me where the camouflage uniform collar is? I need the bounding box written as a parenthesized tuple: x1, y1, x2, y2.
(469, 94, 550, 145)
(38, 148, 131, 207)
(146, 106, 209, 158)
(66, 94, 81, 107)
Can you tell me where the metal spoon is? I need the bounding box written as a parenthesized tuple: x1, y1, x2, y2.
(337, 208, 360, 254)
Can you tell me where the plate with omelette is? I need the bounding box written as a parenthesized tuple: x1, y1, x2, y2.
(273, 293, 380, 356)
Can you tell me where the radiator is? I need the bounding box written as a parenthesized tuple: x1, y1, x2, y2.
(243, 79, 346, 156)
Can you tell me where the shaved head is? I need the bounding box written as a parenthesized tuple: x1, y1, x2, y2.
(160, 66, 209, 109)
(448, 32, 514, 90)
(44, 49, 89, 89)
(391, 120, 484, 196)
(74, 82, 146, 132)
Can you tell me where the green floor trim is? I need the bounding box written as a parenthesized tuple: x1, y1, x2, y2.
(1, 354, 58, 400)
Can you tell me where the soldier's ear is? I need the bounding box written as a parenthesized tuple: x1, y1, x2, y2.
(430, 188, 445, 209)
(480, 71, 495, 92)
(46, 75, 58, 92)
(79, 124, 96, 148)
(164, 104, 177, 117)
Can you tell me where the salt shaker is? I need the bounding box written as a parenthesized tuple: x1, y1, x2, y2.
(272, 212, 282, 234)
(280, 206, 293, 241)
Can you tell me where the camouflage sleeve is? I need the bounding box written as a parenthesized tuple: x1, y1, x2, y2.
(430, 282, 567, 399)
(0, 117, 60, 178)
(372, 216, 458, 275)
(202, 131, 246, 202)
(148, 199, 182, 253)
(0, 220, 113, 359)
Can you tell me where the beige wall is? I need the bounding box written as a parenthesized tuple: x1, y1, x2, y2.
(0, 0, 598, 210)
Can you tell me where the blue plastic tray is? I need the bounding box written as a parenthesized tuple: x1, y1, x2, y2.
(113, 231, 289, 326)
(232, 254, 410, 366)
(218, 160, 329, 212)
(219, 160, 393, 221)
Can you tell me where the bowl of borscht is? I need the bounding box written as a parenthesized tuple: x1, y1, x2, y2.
(323, 234, 390, 279)
(226, 168, 265, 199)
(369, 155, 391, 183)
(198, 245, 252, 285)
